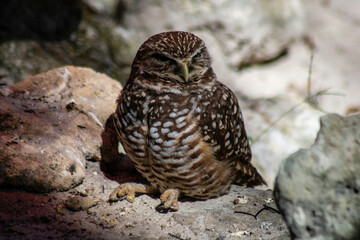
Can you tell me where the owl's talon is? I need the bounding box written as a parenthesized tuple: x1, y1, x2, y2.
(109, 183, 136, 203)
(159, 189, 180, 212)
(109, 183, 156, 204)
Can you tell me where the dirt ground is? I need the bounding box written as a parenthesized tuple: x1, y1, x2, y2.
(0, 161, 289, 240)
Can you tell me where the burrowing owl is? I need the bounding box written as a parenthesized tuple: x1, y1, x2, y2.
(110, 31, 265, 211)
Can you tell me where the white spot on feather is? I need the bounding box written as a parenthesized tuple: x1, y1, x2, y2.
(163, 121, 174, 127)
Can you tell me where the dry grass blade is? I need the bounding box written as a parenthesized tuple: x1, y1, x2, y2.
(251, 54, 345, 143)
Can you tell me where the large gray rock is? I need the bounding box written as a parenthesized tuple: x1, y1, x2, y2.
(122, 0, 305, 69)
(274, 114, 360, 240)
(0, 66, 122, 192)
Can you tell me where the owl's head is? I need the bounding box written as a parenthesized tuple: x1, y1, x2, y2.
(131, 31, 212, 84)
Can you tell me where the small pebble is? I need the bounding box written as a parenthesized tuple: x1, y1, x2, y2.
(65, 195, 99, 211)
(233, 195, 249, 204)
(230, 230, 253, 237)
(98, 215, 118, 229)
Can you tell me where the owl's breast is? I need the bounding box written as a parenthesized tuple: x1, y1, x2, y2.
(115, 87, 235, 198)
(144, 92, 233, 197)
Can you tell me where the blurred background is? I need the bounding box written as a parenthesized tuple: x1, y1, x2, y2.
(1, 0, 359, 188)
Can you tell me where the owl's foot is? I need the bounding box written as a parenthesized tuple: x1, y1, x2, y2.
(109, 183, 156, 203)
(156, 189, 180, 212)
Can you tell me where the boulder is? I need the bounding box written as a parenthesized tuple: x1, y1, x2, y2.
(274, 114, 360, 239)
(121, 0, 305, 69)
(0, 5, 136, 86)
(0, 0, 81, 41)
(0, 66, 122, 192)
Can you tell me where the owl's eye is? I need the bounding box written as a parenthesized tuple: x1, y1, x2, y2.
(153, 54, 171, 63)
(194, 53, 203, 59)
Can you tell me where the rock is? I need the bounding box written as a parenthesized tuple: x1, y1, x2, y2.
(96, 214, 119, 229)
(274, 114, 360, 239)
(65, 195, 100, 211)
(0, 6, 137, 86)
(0, 66, 122, 192)
(122, 0, 305, 69)
(0, 0, 81, 41)
(83, 0, 119, 16)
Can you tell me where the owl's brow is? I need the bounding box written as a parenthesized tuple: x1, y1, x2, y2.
(190, 47, 205, 58)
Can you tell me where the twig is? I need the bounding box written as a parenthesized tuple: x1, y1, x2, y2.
(307, 53, 314, 98)
(234, 205, 281, 220)
(305, 89, 345, 113)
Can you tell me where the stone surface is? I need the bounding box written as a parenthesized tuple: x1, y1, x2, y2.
(0, 161, 289, 240)
(0, 5, 136, 86)
(0, 0, 81, 41)
(242, 93, 323, 188)
(0, 66, 122, 192)
(274, 114, 360, 240)
(122, 0, 304, 69)
(234, 0, 360, 114)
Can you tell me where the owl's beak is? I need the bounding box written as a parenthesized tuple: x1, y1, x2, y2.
(181, 62, 189, 82)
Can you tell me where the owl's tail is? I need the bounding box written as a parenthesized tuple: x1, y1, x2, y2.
(234, 161, 267, 187)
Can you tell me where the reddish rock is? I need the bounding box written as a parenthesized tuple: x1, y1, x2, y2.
(0, 66, 122, 192)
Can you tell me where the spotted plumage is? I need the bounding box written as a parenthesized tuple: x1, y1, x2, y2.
(110, 31, 265, 210)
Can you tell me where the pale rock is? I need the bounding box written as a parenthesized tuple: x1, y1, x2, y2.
(274, 114, 360, 240)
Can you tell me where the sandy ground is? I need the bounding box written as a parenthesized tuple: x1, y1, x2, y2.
(0, 161, 289, 240)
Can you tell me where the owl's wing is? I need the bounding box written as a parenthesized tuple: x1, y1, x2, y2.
(113, 84, 152, 176)
(198, 81, 266, 186)
(198, 81, 251, 162)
